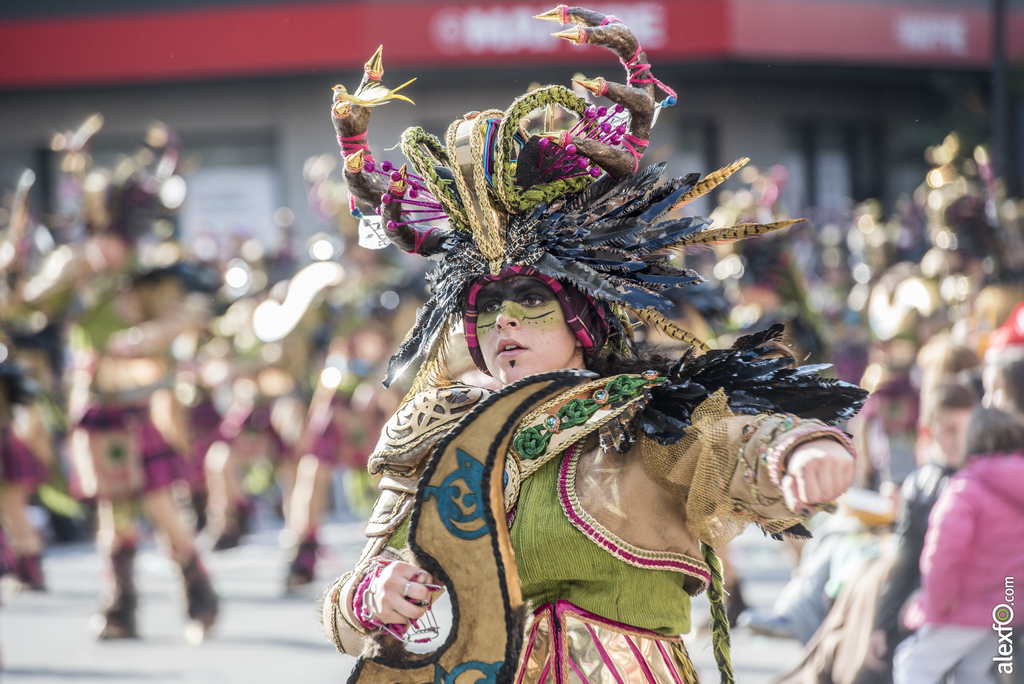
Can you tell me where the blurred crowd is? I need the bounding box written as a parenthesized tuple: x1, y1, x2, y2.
(2, 113, 1024, 681)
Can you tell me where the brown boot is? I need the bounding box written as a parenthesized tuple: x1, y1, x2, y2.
(211, 502, 251, 551)
(180, 554, 218, 642)
(285, 536, 318, 591)
(93, 545, 138, 639)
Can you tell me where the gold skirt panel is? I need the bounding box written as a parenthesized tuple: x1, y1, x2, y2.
(516, 602, 700, 684)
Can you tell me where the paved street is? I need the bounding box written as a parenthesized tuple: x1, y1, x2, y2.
(2, 512, 803, 683)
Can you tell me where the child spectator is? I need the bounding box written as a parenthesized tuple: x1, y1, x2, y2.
(866, 382, 977, 673)
(893, 407, 1024, 684)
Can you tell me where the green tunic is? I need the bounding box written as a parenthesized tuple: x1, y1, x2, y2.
(389, 453, 694, 636)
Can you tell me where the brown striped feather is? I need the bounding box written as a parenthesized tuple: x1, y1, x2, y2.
(661, 219, 805, 252)
(632, 309, 711, 351)
(670, 157, 750, 210)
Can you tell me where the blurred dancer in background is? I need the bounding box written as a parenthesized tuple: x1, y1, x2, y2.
(20, 118, 219, 641)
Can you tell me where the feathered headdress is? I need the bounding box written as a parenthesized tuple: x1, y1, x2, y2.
(333, 8, 802, 391)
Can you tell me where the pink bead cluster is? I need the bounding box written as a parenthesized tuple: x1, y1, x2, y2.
(359, 159, 448, 231)
(537, 103, 630, 182)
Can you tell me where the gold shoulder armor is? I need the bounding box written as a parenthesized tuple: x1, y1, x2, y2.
(367, 384, 492, 477)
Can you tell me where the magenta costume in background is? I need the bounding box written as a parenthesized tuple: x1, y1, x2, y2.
(217, 403, 288, 461)
(75, 405, 186, 496)
(182, 398, 222, 487)
(0, 427, 49, 488)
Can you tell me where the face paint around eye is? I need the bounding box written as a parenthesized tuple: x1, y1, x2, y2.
(476, 300, 559, 331)
(472, 275, 585, 386)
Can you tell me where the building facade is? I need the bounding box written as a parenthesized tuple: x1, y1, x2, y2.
(2, 0, 1021, 252)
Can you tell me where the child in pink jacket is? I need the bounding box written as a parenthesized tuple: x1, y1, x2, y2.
(893, 407, 1024, 684)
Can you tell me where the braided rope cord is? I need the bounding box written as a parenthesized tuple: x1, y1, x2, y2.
(445, 119, 487, 244)
(399, 127, 471, 232)
(701, 542, 736, 684)
(495, 86, 596, 214)
(470, 110, 507, 265)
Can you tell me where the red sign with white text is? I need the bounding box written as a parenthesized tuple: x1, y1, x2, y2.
(0, 0, 1019, 89)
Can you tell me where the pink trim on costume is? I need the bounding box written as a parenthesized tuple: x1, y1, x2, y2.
(337, 133, 371, 156)
(352, 570, 379, 631)
(566, 652, 593, 684)
(584, 623, 626, 684)
(625, 635, 659, 684)
(539, 657, 553, 684)
(656, 642, 685, 684)
(557, 453, 711, 588)
(553, 599, 672, 638)
(413, 225, 437, 253)
(620, 45, 677, 100)
(621, 134, 650, 173)
(600, 15, 621, 25)
(516, 617, 545, 684)
(531, 601, 688, 684)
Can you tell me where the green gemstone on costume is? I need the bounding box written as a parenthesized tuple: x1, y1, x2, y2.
(593, 389, 609, 404)
(641, 369, 658, 380)
(544, 415, 560, 431)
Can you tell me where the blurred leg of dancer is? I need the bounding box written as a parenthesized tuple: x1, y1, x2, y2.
(93, 499, 139, 639)
(284, 453, 332, 589)
(0, 483, 45, 590)
(184, 397, 222, 534)
(204, 440, 252, 550)
(141, 487, 218, 643)
(282, 391, 346, 590)
(78, 408, 219, 641)
(0, 419, 52, 591)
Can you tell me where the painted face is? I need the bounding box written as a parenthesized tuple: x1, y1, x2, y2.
(475, 276, 584, 386)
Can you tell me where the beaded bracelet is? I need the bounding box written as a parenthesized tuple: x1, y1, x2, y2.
(767, 425, 855, 488)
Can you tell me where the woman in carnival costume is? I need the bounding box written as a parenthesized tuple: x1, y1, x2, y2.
(321, 8, 867, 683)
(21, 117, 219, 641)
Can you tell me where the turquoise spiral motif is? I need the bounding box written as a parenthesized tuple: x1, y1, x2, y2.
(423, 448, 488, 541)
(432, 661, 503, 684)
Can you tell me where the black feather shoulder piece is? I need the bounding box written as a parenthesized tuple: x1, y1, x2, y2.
(639, 324, 869, 445)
